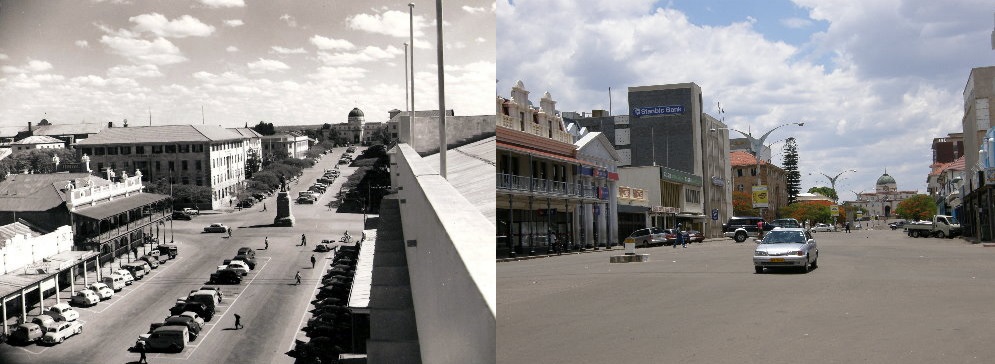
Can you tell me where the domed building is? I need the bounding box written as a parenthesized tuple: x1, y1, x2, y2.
(850, 170, 918, 219)
(327, 107, 367, 145)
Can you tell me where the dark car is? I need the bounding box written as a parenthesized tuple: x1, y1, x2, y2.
(209, 269, 242, 285)
(171, 212, 192, 221)
(722, 217, 773, 242)
(229, 255, 257, 270)
(314, 244, 332, 252)
(169, 302, 214, 322)
(157, 244, 178, 259)
(163, 316, 202, 340)
(687, 230, 705, 243)
(889, 220, 909, 230)
(661, 229, 682, 245)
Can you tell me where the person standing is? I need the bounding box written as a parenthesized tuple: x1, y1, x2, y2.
(295, 271, 302, 285)
(310, 254, 316, 269)
(264, 237, 269, 250)
(227, 227, 232, 238)
(262, 203, 267, 211)
(845, 221, 851, 233)
(234, 313, 243, 329)
(300, 234, 307, 246)
(138, 340, 148, 363)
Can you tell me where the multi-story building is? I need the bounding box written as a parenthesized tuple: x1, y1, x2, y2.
(261, 132, 310, 160)
(730, 151, 786, 221)
(326, 107, 366, 145)
(496, 81, 617, 257)
(851, 172, 918, 219)
(567, 82, 732, 238)
(230, 127, 263, 175)
(77, 124, 250, 210)
(10, 135, 64, 152)
(961, 66, 995, 241)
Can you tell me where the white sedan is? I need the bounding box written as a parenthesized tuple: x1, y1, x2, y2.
(41, 321, 83, 345)
(87, 283, 115, 300)
(810, 223, 835, 233)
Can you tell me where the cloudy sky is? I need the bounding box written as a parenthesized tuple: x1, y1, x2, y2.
(0, 0, 495, 130)
(498, 0, 995, 199)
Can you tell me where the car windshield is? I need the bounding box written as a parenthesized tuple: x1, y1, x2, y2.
(760, 230, 807, 244)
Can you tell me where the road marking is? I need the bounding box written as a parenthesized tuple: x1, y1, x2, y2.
(149, 256, 273, 361)
(10, 319, 87, 355)
(286, 251, 334, 352)
(80, 257, 186, 314)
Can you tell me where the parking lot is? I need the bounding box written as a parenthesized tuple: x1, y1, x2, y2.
(0, 147, 366, 364)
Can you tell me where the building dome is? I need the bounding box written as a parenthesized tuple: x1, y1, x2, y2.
(348, 108, 364, 118)
(876, 173, 896, 185)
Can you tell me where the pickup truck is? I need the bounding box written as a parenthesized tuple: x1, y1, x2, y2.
(905, 215, 961, 238)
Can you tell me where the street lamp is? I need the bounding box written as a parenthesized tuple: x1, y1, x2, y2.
(810, 169, 856, 202)
(712, 122, 804, 218)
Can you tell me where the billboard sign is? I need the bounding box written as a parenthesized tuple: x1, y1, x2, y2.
(632, 105, 684, 117)
(752, 185, 769, 208)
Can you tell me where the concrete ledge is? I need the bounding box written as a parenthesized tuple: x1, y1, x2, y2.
(982, 243, 995, 247)
(610, 254, 650, 263)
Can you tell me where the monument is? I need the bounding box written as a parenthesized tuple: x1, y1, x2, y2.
(274, 176, 295, 226)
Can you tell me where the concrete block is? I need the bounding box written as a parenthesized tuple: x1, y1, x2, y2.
(610, 254, 650, 263)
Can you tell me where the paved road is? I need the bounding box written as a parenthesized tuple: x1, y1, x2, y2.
(498, 227, 995, 364)
(0, 147, 366, 364)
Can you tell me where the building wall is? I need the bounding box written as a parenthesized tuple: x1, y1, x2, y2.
(13, 142, 63, 151)
(400, 115, 496, 156)
(963, 66, 995, 190)
(730, 162, 787, 221)
(627, 83, 703, 176)
(701, 113, 732, 237)
(0, 225, 73, 275)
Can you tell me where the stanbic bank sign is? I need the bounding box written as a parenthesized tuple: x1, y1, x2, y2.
(632, 105, 684, 117)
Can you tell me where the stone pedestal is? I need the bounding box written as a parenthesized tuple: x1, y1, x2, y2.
(274, 191, 295, 227)
(610, 254, 649, 263)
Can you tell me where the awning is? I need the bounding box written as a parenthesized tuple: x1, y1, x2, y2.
(497, 141, 597, 166)
(73, 193, 170, 220)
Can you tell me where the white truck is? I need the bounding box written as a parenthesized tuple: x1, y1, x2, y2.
(905, 215, 961, 238)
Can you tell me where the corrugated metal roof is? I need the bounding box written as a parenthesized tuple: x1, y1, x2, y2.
(423, 137, 496, 225)
(0, 173, 107, 212)
(73, 193, 170, 220)
(229, 127, 263, 138)
(78, 124, 243, 145)
(33, 123, 105, 136)
(12, 135, 64, 145)
(0, 222, 39, 245)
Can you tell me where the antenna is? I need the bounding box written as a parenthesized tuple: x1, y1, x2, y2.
(608, 87, 612, 116)
(148, 106, 152, 126)
(202, 105, 205, 125)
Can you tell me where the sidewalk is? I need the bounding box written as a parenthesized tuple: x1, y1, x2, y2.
(497, 238, 728, 262)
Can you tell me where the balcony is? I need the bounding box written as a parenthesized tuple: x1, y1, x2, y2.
(496, 173, 605, 199)
(498, 115, 574, 144)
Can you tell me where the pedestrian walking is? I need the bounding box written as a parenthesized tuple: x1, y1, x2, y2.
(138, 340, 148, 363)
(681, 230, 687, 249)
(262, 203, 267, 211)
(227, 227, 232, 238)
(234, 313, 243, 329)
(301, 233, 307, 246)
(132, 246, 139, 260)
(264, 237, 269, 250)
(845, 222, 851, 233)
(295, 271, 302, 285)
(310, 254, 316, 269)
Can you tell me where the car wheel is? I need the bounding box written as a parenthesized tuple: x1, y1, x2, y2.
(754, 266, 763, 274)
(811, 255, 818, 269)
(642, 240, 648, 248)
(734, 232, 747, 243)
(935, 231, 945, 239)
(171, 344, 182, 353)
(59, 337, 64, 343)
(77, 327, 83, 335)
(910, 230, 919, 238)
(801, 256, 811, 273)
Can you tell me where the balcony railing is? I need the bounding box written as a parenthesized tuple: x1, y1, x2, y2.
(497, 173, 605, 199)
(497, 115, 574, 144)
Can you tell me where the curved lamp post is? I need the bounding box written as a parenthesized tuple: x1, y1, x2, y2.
(711, 122, 804, 218)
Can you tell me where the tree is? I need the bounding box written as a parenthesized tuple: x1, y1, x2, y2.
(371, 125, 393, 145)
(251, 121, 276, 136)
(783, 138, 801, 204)
(895, 194, 936, 220)
(780, 200, 832, 224)
(808, 186, 838, 202)
(732, 190, 754, 216)
(0, 148, 80, 179)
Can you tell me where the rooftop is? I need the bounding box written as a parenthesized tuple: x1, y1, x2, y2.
(0, 173, 108, 212)
(78, 124, 244, 145)
(422, 137, 496, 225)
(12, 135, 64, 145)
(33, 123, 105, 136)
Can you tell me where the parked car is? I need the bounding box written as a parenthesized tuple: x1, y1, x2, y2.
(158, 244, 179, 259)
(196, 286, 224, 301)
(187, 289, 222, 306)
(112, 269, 136, 285)
(31, 315, 57, 331)
(138, 326, 189, 353)
(140, 255, 160, 269)
(169, 302, 214, 322)
(623, 227, 668, 247)
(770, 218, 802, 229)
(102, 274, 128, 291)
(236, 247, 255, 259)
(45, 303, 80, 322)
(122, 263, 146, 280)
(87, 282, 115, 300)
(314, 243, 332, 252)
(231, 254, 257, 269)
(163, 316, 202, 341)
(223, 261, 250, 276)
(171, 212, 192, 220)
(148, 249, 168, 263)
(10, 323, 44, 343)
(811, 223, 835, 233)
(179, 311, 206, 327)
(71, 289, 100, 307)
(753, 228, 819, 274)
(203, 223, 229, 233)
(723, 216, 772, 242)
(661, 229, 682, 245)
(182, 208, 200, 216)
(297, 196, 316, 204)
(686, 230, 705, 243)
(209, 269, 242, 284)
(889, 220, 909, 230)
(40, 321, 83, 345)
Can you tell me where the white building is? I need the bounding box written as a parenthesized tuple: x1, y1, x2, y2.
(850, 172, 918, 219)
(11, 135, 64, 152)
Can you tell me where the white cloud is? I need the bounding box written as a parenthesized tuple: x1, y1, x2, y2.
(226, 46, 239, 52)
(309, 35, 355, 50)
(198, 0, 244, 8)
(2, 59, 54, 74)
(0, 53, 8, 60)
(271, 46, 307, 54)
(224, 19, 244, 27)
(100, 34, 187, 65)
(780, 17, 812, 29)
(463, 5, 487, 14)
(75, 40, 90, 48)
(310, 66, 368, 81)
(247, 58, 290, 73)
(130, 13, 215, 38)
(475, 37, 486, 43)
(347, 10, 427, 38)
(445, 41, 467, 49)
(316, 45, 402, 66)
(108, 64, 163, 78)
(280, 14, 298, 28)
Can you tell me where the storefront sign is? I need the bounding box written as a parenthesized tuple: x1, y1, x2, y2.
(619, 186, 632, 199)
(752, 185, 769, 208)
(830, 205, 840, 216)
(633, 105, 684, 117)
(632, 188, 645, 201)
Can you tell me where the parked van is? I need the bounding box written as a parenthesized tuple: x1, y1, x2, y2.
(185, 291, 219, 311)
(122, 263, 146, 280)
(139, 326, 189, 353)
(158, 244, 178, 259)
(102, 274, 128, 291)
(10, 323, 43, 343)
